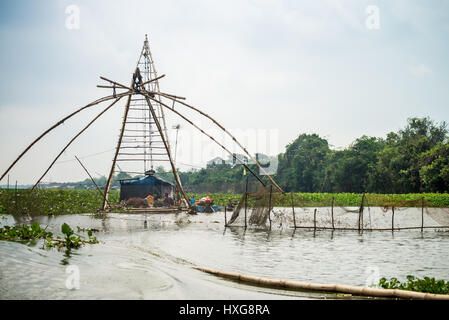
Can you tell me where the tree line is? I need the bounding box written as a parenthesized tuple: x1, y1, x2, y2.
(177, 117, 449, 194)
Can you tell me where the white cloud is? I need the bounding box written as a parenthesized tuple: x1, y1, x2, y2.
(408, 64, 432, 76)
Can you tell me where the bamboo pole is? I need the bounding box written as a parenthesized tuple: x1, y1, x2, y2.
(291, 192, 296, 228)
(14, 181, 17, 214)
(141, 92, 267, 188)
(392, 206, 395, 231)
(358, 193, 365, 231)
(143, 95, 191, 210)
(313, 208, 317, 231)
(244, 176, 248, 229)
(0, 92, 130, 183)
(31, 97, 123, 191)
(293, 225, 449, 231)
(140, 74, 166, 87)
(96, 85, 129, 89)
(99, 76, 131, 90)
(243, 164, 266, 187)
(224, 206, 227, 227)
(151, 91, 284, 193)
(102, 80, 136, 210)
(421, 197, 424, 232)
(268, 185, 273, 230)
(192, 266, 449, 300)
(75, 156, 106, 203)
(331, 196, 335, 230)
(138, 40, 173, 163)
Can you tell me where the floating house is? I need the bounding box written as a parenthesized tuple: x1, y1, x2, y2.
(119, 170, 174, 202)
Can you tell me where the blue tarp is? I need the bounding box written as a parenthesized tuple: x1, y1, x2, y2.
(119, 175, 174, 201)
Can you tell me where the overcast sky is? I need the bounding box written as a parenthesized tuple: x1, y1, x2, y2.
(1, 0, 448, 185)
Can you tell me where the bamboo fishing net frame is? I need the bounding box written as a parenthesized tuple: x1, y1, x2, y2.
(225, 189, 449, 231)
(0, 37, 282, 213)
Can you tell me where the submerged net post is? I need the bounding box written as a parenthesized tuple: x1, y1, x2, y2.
(224, 206, 227, 227)
(392, 206, 395, 231)
(421, 197, 424, 232)
(268, 185, 273, 230)
(313, 208, 317, 231)
(331, 195, 335, 230)
(291, 192, 296, 228)
(14, 180, 17, 214)
(244, 178, 248, 229)
(358, 193, 365, 231)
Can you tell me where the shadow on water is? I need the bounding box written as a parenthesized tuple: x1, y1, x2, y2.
(60, 249, 74, 266)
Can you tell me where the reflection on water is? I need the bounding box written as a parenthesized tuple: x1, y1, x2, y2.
(1, 210, 449, 299)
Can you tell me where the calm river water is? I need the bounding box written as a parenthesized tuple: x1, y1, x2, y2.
(1, 210, 449, 299)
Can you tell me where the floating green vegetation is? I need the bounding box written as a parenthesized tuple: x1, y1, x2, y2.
(379, 275, 449, 295)
(0, 221, 52, 242)
(0, 222, 98, 250)
(47, 223, 99, 250)
(187, 192, 449, 208)
(0, 189, 121, 216)
(1, 189, 448, 217)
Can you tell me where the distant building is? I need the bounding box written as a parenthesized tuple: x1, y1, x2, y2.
(207, 157, 226, 166)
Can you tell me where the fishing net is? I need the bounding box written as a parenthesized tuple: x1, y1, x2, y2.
(225, 188, 449, 231)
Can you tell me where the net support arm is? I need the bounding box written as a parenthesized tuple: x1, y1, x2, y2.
(151, 91, 284, 193)
(140, 91, 269, 192)
(142, 95, 191, 209)
(0, 91, 131, 183)
(30, 96, 125, 191)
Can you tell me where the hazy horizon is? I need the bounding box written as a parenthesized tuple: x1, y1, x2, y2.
(1, 0, 448, 185)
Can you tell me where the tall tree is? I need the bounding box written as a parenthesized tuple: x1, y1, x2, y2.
(277, 134, 330, 192)
(370, 117, 447, 193)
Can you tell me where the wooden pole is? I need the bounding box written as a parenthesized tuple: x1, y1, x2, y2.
(313, 208, 317, 231)
(392, 206, 395, 231)
(192, 266, 449, 300)
(140, 74, 166, 87)
(96, 85, 129, 90)
(0, 92, 130, 183)
(102, 80, 136, 210)
(99, 76, 131, 90)
(31, 97, 123, 191)
(143, 95, 191, 210)
(331, 195, 335, 230)
(292, 225, 449, 231)
(291, 192, 296, 228)
(14, 180, 17, 214)
(224, 206, 227, 227)
(243, 163, 266, 187)
(75, 156, 105, 202)
(142, 93, 267, 190)
(244, 176, 248, 229)
(244, 194, 248, 229)
(151, 91, 284, 193)
(358, 193, 365, 231)
(421, 197, 424, 232)
(268, 185, 273, 230)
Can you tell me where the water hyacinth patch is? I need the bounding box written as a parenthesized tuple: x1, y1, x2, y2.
(379, 275, 449, 295)
(187, 192, 449, 208)
(0, 221, 99, 250)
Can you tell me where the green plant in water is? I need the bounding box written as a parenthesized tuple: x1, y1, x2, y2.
(0, 221, 52, 241)
(48, 223, 99, 250)
(0, 221, 98, 250)
(379, 275, 449, 295)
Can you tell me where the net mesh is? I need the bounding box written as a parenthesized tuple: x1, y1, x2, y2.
(226, 187, 449, 231)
